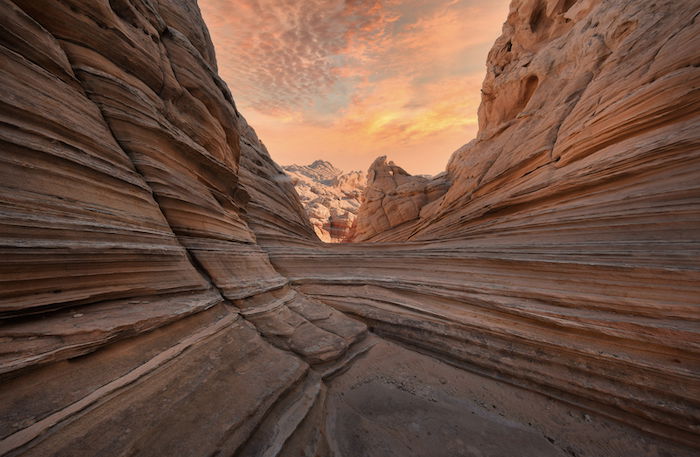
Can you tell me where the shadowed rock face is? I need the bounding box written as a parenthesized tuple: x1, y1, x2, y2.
(0, 0, 365, 454)
(0, 1, 698, 457)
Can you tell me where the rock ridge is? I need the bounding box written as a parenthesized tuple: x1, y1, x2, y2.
(283, 160, 365, 242)
(351, 155, 450, 241)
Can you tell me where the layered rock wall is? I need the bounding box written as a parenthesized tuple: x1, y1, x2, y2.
(0, 0, 698, 455)
(0, 1, 364, 455)
(356, 0, 700, 244)
(267, 0, 700, 447)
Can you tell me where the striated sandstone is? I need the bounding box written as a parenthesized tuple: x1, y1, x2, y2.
(0, 0, 698, 456)
(351, 155, 450, 241)
(0, 0, 364, 454)
(265, 0, 700, 449)
(272, 0, 700, 448)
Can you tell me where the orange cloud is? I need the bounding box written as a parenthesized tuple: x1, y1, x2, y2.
(199, 0, 510, 174)
(339, 73, 484, 142)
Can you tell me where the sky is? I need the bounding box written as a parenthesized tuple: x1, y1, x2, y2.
(199, 0, 510, 175)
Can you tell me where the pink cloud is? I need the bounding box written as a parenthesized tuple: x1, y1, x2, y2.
(199, 0, 510, 174)
(200, 0, 395, 114)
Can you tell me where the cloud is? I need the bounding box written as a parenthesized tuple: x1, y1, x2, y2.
(338, 72, 484, 144)
(199, 0, 510, 174)
(201, 0, 394, 115)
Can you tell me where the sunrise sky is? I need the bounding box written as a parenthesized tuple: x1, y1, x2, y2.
(199, 0, 510, 175)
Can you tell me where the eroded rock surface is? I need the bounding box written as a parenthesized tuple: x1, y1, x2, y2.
(0, 0, 364, 454)
(268, 0, 700, 450)
(283, 160, 365, 242)
(0, 0, 698, 456)
(351, 156, 450, 241)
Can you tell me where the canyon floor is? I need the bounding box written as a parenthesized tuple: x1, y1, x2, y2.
(276, 336, 695, 457)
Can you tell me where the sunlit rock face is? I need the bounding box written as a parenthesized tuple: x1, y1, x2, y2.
(358, 0, 700, 243)
(351, 156, 450, 241)
(0, 0, 698, 456)
(283, 160, 365, 242)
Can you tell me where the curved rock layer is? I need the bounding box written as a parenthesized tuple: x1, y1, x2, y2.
(0, 1, 364, 454)
(0, 0, 698, 456)
(257, 0, 700, 449)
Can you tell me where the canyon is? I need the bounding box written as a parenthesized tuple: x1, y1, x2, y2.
(0, 0, 698, 457)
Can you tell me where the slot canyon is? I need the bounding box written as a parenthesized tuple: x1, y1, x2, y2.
(0, 0, 698, 456)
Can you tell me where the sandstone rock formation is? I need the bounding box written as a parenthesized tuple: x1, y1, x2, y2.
(0, 0, 364, 453)
(283, 160, 365, 242)
(351, 156, 450, 241)
(0, 0, 698, 456)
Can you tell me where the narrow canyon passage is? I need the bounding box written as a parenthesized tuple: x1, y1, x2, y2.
(0, 0, 698, 456)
